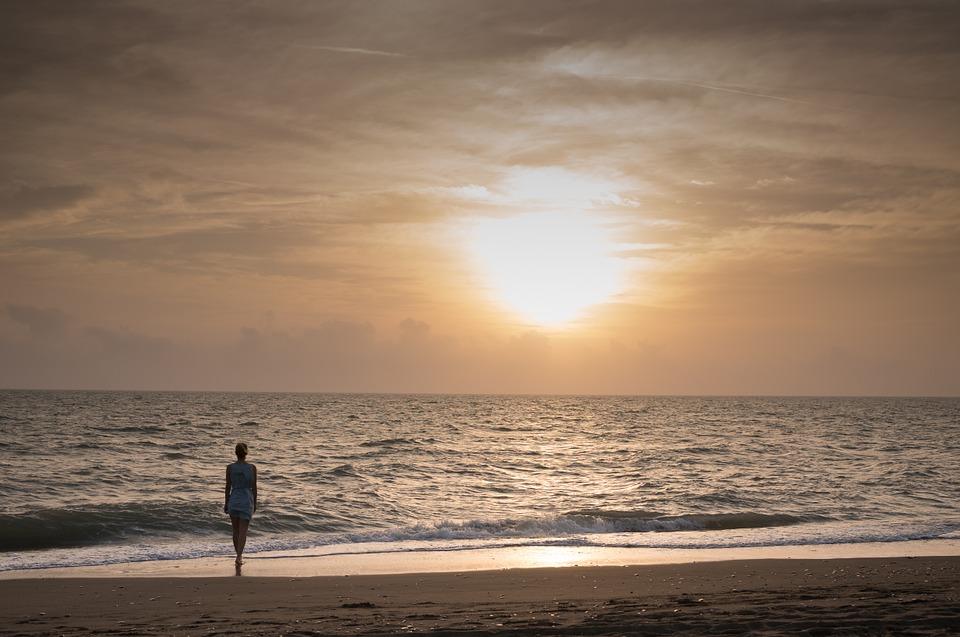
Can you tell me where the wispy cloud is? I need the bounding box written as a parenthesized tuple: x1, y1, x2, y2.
(292, 44, 410, 58)
(605, 75, 853, 112)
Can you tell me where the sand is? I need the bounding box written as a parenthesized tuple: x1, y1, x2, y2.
(2, 556, 959, 635)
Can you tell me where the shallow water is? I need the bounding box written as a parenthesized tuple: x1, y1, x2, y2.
(1, 391, 958, 571)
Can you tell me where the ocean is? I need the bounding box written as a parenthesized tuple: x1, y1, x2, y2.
(1, 391, 958, 572)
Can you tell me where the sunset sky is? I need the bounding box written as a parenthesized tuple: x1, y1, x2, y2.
(2, 1, 958, 395)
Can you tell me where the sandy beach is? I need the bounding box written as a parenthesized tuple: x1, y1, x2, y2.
(3, 555, 959, 635)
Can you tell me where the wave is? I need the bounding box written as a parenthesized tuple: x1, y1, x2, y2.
(562, 509, 824, 532)
(293, 517, 960, 555)
(0, 505, 823, 554)
(93, 425, 169, 434)
(0, 492, 957, 573)
(0, 503, 222, 551)
(329, 464, 362, 477)
(0, 502, 350, 553)
(3, 515, 959, 574)
(359, 438, 420, 448)
(331, 510, 831, 544)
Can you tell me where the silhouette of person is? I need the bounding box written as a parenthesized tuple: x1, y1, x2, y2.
(224, 442, 257, 567)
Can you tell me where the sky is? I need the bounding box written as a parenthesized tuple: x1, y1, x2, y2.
(1, 0, 958, 395)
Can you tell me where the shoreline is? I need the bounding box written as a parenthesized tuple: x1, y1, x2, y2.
(2, 555, 958, 635)
(3, 537, 959, 580)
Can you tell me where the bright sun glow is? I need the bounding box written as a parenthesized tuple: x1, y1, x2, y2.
(467, 210, 626, 327)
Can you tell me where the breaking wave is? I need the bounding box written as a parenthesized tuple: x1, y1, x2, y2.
(0, 506, 828, 553)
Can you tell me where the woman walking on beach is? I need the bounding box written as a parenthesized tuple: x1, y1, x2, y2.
(224, 442, 257, 566)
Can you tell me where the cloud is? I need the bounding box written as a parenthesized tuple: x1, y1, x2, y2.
(0, 184, 93, 220)
(0, 1, 190, 96)
(398, 318, 431, 341)
(1, 309, 956, 395)
(5, 304, 69, 337)
(292, 44, 410, 58)
(749, 176, 797, 190)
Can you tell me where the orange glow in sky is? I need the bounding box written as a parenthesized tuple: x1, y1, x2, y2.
(1, 3, 958, 395)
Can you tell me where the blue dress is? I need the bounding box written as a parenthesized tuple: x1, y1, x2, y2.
(227, 462, 255, 520)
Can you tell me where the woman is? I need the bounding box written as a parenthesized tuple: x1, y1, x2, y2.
(224, 442, 257, 566)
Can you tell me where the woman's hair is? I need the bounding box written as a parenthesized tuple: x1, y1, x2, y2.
(235, 442, 248, 459)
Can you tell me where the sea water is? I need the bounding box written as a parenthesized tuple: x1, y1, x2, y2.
(1, 391, 958, 571)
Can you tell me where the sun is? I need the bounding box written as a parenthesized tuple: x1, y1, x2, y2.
(466, 210, 626, 327)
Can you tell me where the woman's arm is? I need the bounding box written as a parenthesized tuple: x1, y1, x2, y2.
(224, 465, 231, 513)
(252, 465, 258, 511)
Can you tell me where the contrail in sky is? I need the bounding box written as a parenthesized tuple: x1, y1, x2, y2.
(293, 44, 409, 58)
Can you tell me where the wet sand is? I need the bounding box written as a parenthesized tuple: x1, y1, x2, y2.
(3, 556, 959, 635)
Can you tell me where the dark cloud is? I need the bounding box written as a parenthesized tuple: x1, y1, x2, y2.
(398, 318, 431, 340)
(85, 325, 173, 356)
(32, 222, 322, 260)
(5, 304, 69, 337)
(0, 0, 190, 96)
(0, 184, 93, 220)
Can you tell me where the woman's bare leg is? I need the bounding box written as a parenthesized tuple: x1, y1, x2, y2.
(236, 518, 250, 562)
(230, 516, 241, 558)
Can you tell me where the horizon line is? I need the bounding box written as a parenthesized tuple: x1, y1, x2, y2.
(1, 387, 956, 399)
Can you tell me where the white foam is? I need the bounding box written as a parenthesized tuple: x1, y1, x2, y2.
(3, 516, 959, 573)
